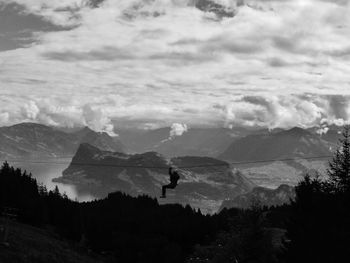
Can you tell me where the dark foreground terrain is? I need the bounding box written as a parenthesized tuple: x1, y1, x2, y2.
(0, 216, 106, 263)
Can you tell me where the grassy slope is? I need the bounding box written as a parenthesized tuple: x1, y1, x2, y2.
(0, 217, 106, 263)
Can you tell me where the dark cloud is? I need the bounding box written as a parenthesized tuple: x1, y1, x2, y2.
(182, 108, 200, 114)
(43, 46, 135, 61)
(317, 0, 349, 6)
(273, 36, 298, 53)
(242, 96, 270, 107)
(170, 38, 200, 46)
(226, 81, 247, 86)
(202, 35, 263, 55)
(327, 95, 350, 120)
(138, 29, 169, 39)
(242, 95, 276, 121)
(268, 57, 291, 67)
(327, 47, 350, 58)
(0, 31, 35, 52)
(148, 51, 215, 64)
(44, 47, 214, 64)
(86, 0, 106, 8)
(0, 2, 72, 51)
(193, 0, 236, 19)
(121, 1, 165, 21)
(0, 3, 62, 33)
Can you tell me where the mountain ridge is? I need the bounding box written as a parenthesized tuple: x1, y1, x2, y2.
(219, 127, 333, 162)
(0, 122, 125, 159)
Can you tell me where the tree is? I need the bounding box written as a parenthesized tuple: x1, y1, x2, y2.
(327, 125, 350, 193)
(283, 174, 327, 263)
(51, 185, 61, 198)
(0, 161, 10, 175)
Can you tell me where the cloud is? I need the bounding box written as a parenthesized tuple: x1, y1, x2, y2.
(216, 94, 350, 129)
(82, 104, 116, 135)
(160, 122, 188, 143)
(169, 123, 188, 137)
(316, 126, 329, 135)
(2, 98, 116, 135)
(0, 0, 88, 26)
(22, 101, 40, 119)
(2, 92, 350, 132)
(0, 2, 70, 51)
(0, 112, 9, 123)
(1, 0, 350, 130)
(43, 46, 134, 61)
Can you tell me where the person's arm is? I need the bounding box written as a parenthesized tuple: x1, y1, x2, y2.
(169, 167, 173, 175)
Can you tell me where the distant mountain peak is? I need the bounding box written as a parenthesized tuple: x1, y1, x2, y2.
(280, 127, 311, 137)
(78, 142, 101, 152)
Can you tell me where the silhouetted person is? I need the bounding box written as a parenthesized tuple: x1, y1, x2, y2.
(160, 167, 180, 198)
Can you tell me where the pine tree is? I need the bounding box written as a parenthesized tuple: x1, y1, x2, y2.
(49, 185, 62, 199)
(327, 125, 350, 193)
(0, 161, 10, 175)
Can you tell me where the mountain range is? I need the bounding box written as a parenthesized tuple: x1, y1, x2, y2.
(219, 127, 333, 162)
(53, 143, 256, 213)
(117, 127, 238, 157)
(116, 126, 274, 158)
(117, 125, 342, 161)
(217, 127, 338, 188)
(0, 123, 124, 159)
(1, 122, 341, 161)
(0, 122, 342, 207)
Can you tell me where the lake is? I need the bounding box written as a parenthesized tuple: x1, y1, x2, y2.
(1, 158, 94, 202)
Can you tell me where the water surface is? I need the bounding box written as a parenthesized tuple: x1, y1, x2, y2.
(1, 158, 94, 202)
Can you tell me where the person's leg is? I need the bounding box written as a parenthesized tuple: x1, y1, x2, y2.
(162, 185, 167, 197)
(161, 183, 177, 197)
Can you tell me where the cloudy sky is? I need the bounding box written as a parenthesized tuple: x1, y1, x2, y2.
(0, 0, 350, 133)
